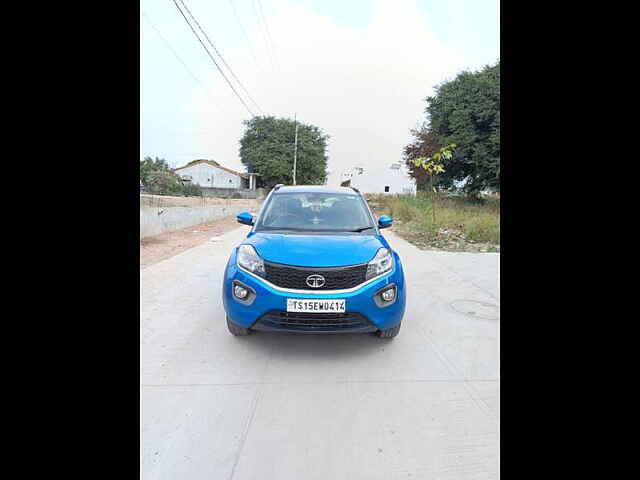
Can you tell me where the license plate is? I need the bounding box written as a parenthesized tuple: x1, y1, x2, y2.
(287, 299, 346, 313)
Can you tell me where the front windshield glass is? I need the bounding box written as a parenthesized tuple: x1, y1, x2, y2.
(255, 192, 374, 233)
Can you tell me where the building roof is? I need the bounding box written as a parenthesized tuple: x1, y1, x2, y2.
(173, 159, 248, 178)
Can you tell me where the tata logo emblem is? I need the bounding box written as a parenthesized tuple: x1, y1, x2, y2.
(306, 274, 326, 288)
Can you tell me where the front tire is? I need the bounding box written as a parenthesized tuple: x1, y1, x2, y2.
(227, 316, 250, 336)
(376, 321, 401, 339)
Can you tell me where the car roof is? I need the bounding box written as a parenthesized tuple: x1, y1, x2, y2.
(274, 185, 358, 195)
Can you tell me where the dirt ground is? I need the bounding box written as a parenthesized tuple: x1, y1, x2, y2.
(140, 216, 243, 269)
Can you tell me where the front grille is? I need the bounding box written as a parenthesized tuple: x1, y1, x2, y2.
(253, 310, 376, 333)
(264, 261, 368, 290)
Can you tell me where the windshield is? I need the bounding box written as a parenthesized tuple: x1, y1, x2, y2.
(255, 192, 375, 233)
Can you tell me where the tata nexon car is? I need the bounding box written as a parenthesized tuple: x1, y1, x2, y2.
(222, 185, 406, 338)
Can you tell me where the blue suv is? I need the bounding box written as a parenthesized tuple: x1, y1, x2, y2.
(222, 185, 406, 338)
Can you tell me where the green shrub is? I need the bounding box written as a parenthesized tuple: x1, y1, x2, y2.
(181, 182, 202, 197)
(146, 170, 183, 195)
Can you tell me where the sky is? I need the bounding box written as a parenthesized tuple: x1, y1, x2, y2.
(140, 0, 499, 187)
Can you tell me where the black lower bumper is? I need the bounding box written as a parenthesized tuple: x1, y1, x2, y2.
(251, 310, 378, 334)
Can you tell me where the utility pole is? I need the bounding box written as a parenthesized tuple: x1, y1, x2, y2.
(293, 113, 298, 185)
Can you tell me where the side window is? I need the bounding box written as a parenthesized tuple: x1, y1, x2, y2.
(384, 186, 390, 192)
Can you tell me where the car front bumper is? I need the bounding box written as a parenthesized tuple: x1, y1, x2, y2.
(222, 249, 406, 333)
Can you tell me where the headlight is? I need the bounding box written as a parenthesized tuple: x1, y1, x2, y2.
(366, 248, 393, 280)
(237, 244, 265, 277)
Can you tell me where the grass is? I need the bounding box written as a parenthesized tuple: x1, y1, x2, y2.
(367, 192, 500, 252)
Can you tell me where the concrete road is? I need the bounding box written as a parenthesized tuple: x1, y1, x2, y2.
(141, 227, 500, 479)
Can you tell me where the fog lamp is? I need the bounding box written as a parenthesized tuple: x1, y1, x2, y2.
(381, 287, 395, 302)
(234, 285, 249, 299)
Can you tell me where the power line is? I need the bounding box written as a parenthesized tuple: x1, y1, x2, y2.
(251, 0, 276, 71)
(171, 0, 255, 117)
(142, 12, 224, 113)
(228, 0, 261, 70)
(255, 0, 279, 70)
(177, 0, 264, 115)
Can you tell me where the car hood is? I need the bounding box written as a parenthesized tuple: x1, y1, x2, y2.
(243, 232, 386, 267)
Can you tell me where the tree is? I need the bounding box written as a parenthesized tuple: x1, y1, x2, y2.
(239, 116, 329, 188)
(140, 156, 171, 186)
(413, 144, 455, 223)
(403, 124, 442, 191)
(409, 62, 500, 194)
(140, 156, 201, 196)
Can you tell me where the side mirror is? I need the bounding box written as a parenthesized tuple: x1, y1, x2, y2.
(378, 215, 393, 229)
(237, 212, 254, 226)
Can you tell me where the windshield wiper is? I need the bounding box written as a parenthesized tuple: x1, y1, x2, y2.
(349, 226, 375, 232)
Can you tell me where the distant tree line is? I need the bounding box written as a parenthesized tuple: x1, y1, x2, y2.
(140, 156, 202, 196)
(404, 61, 500, 194)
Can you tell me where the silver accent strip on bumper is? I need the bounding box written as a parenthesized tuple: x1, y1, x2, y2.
(237, 263, 394, 294)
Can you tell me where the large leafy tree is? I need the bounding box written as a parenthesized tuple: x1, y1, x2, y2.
(407, 62, 500, 193)
(239, 116, 329, 188)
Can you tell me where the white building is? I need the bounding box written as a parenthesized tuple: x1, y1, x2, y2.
(340, 163, 416, 195)
(173, 159, 254, 189)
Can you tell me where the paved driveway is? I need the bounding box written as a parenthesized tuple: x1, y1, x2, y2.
(141, 227, 500, 479)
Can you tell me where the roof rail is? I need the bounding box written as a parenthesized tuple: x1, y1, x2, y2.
(350, 186, 360, 193)
(274, 184, 284, 191)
